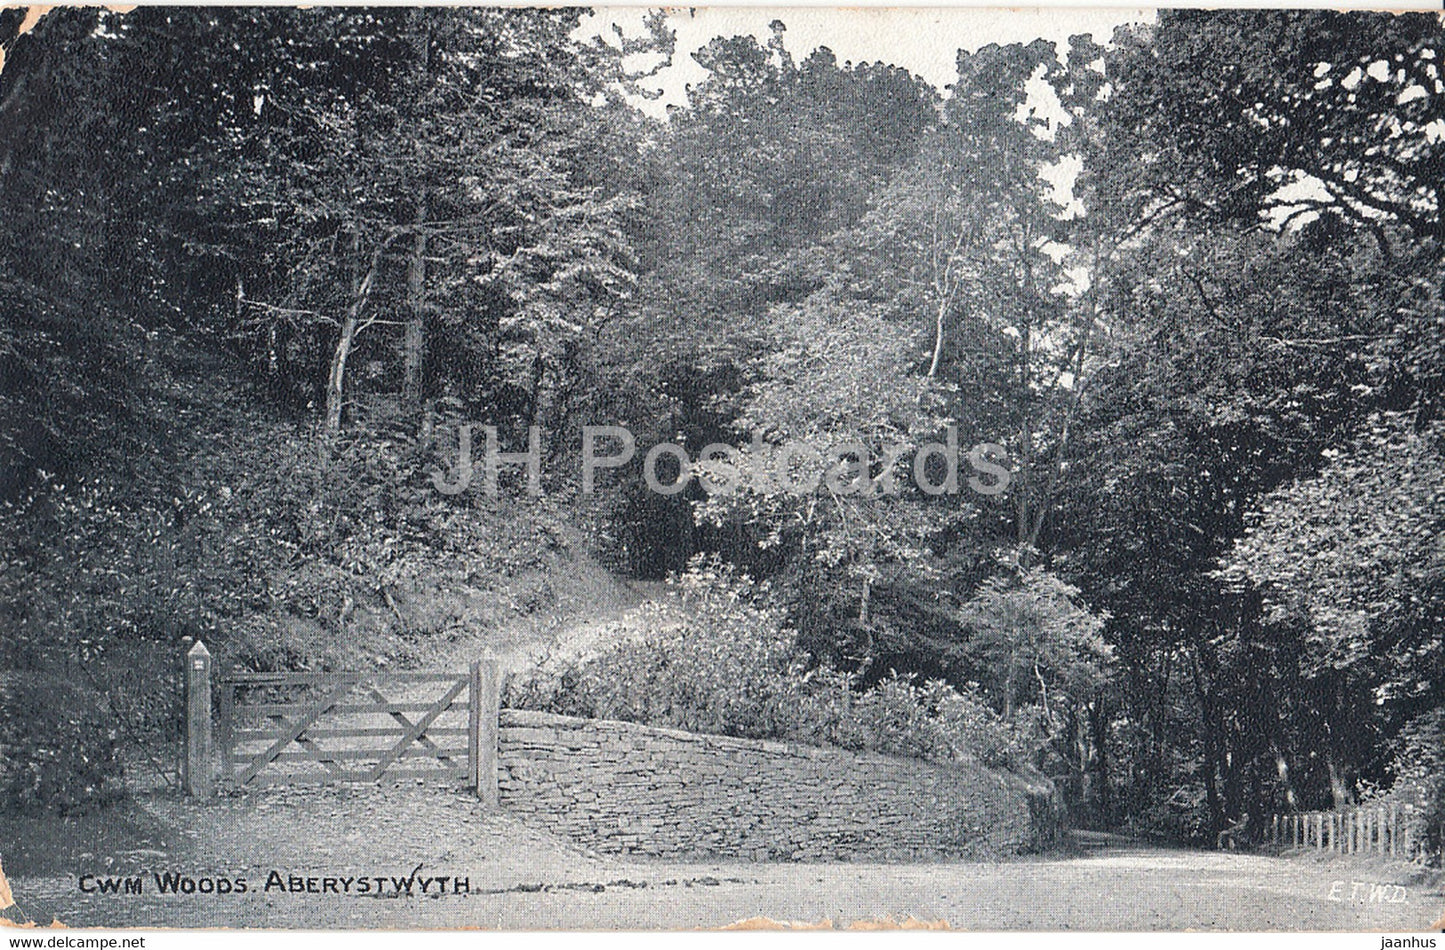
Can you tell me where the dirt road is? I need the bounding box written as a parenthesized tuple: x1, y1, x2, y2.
(6, 785, 1441, 930)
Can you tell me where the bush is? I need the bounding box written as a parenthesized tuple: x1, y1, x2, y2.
(931, 687, 1046, 769)
(507, 559, 1045, 769)
(1391, 709, 1445, 864)
(507, 564, 811, 739)
(797, 671, 1042, 768)
(0, 672, 125, 816)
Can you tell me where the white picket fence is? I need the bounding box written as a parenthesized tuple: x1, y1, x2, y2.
(1269, 803, 1427, 859)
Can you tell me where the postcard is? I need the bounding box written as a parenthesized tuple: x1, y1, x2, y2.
(0, 3, 1441, 933)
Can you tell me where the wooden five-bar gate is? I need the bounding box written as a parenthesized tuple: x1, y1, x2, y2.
(182, 641, 500, 802)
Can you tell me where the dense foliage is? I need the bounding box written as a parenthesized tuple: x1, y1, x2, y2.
(0, 672, 124, 816)
(0, 6, 1440, 856)
(507, 562, 1043, 769)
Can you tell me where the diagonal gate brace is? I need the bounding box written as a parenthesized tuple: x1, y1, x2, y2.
(234, 681, 359, 786)
(365, 678, 468, 781)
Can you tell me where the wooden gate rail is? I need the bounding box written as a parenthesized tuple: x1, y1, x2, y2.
(186, 645, 500, 801)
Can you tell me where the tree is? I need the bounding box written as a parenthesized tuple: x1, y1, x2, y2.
(1221, 413, 1444, 748)
(169, 9, 645, 437)
(1099, 12, 1444, 247)
(958, 570, 1110, 719)
(838, 39, 1106, 572)
(601, 27, 940, 580)
(1061, 10, 1445, 833)
(695, 290, 962, 666)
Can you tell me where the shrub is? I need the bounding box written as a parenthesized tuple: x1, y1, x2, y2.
(798, 672, 1042, 768)
(931, 686, 1045, 769)
(507, 564, 811, 739)
(1391, 709, 1445, 864)
(508, 559, 1046, 769)
(0, 671, 125, 815)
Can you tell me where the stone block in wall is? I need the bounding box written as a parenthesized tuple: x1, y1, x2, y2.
(506, 727, 558, 746)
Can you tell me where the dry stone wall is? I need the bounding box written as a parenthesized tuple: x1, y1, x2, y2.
(497, 708, 1060, 861)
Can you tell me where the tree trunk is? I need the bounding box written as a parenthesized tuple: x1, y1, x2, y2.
(324, 231, 387, 437)
(1325, 748, 1349, 811)
(1191, 644, 1226, 837)
(1090, 694, 1111, 824)
(1017, 411, 1032, 565)
(399, 12, 431, 422)
(324, 309, 358, 437)
(1273, 748, 1299, 811)
(1323, 676, 1353, 811)
(927, 297, 947, 378)
(1059, 705, 1082, 818)
(1016, 238, 1035, 568)
(401, 198, 427, 418)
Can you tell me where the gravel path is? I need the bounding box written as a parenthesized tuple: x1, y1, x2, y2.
(7, 785, 1442, 930)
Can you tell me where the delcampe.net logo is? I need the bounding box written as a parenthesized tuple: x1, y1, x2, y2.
(429, 425, 1010, 498)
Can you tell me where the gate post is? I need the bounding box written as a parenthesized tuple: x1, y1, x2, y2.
(469, 659, 500, 806)
(183, 640, 214, 798)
